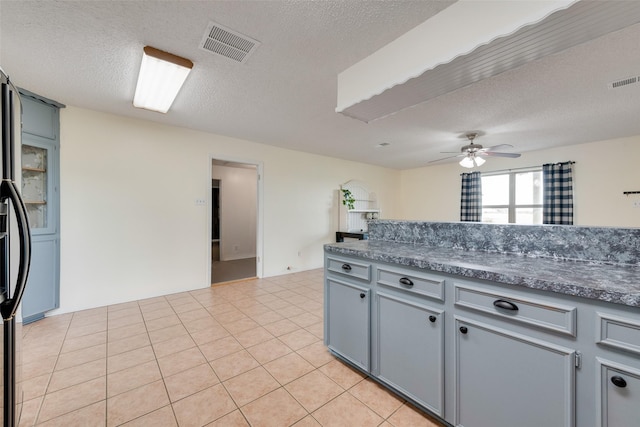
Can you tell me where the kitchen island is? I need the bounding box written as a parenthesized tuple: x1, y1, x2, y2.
(324, 220, 640, 427)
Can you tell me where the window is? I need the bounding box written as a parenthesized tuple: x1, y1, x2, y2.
(482, 169, 543, 224)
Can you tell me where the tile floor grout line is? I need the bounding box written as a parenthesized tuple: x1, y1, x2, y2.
(20, 271, 442, 426)
(29, 310, 75, 426)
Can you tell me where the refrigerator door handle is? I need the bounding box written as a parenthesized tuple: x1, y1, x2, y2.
(0, 179, 31, 321)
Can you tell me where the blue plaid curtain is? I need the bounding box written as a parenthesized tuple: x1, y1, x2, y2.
(543, 162, 574, 225)
(460, 172, 482, 222)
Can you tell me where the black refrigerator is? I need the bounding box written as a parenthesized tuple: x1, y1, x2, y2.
(0, 67, 32, 426)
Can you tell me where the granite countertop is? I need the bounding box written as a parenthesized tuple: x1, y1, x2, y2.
(325, 240, 640, 308)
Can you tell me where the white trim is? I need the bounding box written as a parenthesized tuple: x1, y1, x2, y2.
(481, 165, 542, 177)
(481, 168, 543, 224)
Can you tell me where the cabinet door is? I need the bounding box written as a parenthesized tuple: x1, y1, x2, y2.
(20, 94, 61, 323)
(455, 317, 575, 427)
(597, 358, 640, 427)
(326, 277, 370, 371)
(376, 291, 444, 416)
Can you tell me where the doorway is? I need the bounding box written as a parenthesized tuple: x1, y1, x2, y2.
(210, 158, 261, 284)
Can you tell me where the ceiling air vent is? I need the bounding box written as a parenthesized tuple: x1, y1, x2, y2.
(609, 76, 639, 89)
(199, 21, 260, 63)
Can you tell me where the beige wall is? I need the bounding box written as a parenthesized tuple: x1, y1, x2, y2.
(57, 106, 401, 314)
(53, 104, 640, 314)
(398, 134, 640, 228)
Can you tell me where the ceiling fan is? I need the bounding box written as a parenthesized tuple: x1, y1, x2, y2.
(430, 133, 521, 168)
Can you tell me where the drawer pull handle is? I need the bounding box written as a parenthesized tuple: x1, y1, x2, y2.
(493, 299, 519, 311)
(611, 376, 627, 388)
(459, 326, 468, 334)
(429, 315, 437, 323)
(399, 277, 414, 287)
(341, 264, 352, 271)
(359, 293, 366, 299)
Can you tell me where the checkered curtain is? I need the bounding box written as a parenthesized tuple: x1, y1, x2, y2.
(460, 172, 482, 222)
(543, 162, 574, 225)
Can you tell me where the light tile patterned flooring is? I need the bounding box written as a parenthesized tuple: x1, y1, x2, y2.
(19, 269, 443, 426)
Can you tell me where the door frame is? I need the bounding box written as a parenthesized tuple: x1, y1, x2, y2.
(208, 155, 264, 281)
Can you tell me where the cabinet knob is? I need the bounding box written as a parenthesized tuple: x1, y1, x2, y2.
(341, 264, 352, 271)
(429, 315, 437, 323)
(399, 277, 414, 287)
(359, 293, 366, 299)
(493, 299, 519, 311)
(611, 376, 627, 388)
(459, 326, 468, 334)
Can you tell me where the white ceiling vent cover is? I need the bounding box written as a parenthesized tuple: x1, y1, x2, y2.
(199, 21, 260, 63)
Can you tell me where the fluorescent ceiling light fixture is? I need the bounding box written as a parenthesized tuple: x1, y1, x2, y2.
(133, 46, 193, 113)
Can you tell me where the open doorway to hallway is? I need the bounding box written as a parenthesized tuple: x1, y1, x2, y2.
(211, 159, 259, 284)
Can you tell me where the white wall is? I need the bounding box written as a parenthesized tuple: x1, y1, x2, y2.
(399, 135, 640, 228)
(212, 164, 257, 261)
(56, 106, 401, 314)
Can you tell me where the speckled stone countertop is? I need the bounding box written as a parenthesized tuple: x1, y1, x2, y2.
(325, 235, 640, 308)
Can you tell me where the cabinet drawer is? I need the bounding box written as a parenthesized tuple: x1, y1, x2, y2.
(326, 256, 371, 281)
(376, 266, 444, 302)
(597, 312, 640, 356)
(454, 283, 577, 336)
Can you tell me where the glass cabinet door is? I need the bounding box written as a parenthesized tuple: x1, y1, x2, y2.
(21, 143, 52, 233)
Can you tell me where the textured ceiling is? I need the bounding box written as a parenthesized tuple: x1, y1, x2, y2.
(1, 0, 639, 170)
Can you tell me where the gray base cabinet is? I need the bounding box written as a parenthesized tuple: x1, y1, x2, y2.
(326, 277, 370, 371)
(375, 291, 444, 416)
(454, 317, 576, 427)
(597, 358, 640, 427)
(324, 250, 640, 427)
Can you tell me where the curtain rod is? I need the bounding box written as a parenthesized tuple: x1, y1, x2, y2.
(542, 161, 575, 166)
(462, 161, 576, 177)
(469, 165, 540, 177)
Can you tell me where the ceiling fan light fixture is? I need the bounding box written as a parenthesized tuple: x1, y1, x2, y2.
(133, 46, 194, 113)
(459, 156, 475, 168)
(459, 153, 485, 168)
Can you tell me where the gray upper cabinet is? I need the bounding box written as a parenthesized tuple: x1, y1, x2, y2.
(21, 96, 57, 140)
(20, 92, 62, 323)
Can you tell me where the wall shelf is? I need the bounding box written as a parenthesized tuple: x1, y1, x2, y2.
(340, 180, 380, 233)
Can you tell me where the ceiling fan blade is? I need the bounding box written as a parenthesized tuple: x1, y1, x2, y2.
(428, 154, 464, 163)
(480, 151, 521, 158)
(479, 144, 514, 152)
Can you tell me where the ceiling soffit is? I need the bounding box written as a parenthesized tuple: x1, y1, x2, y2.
(337, 0, 640, 123)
